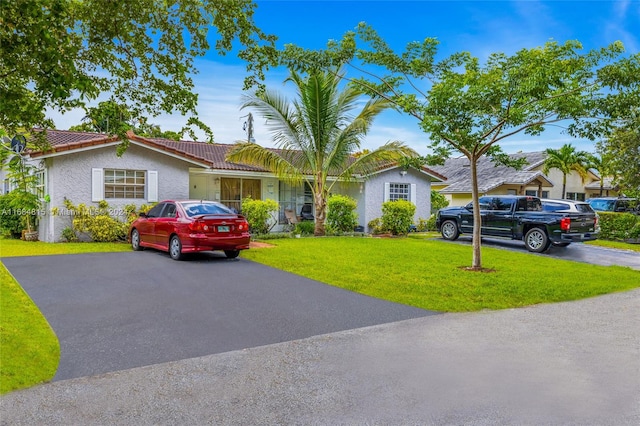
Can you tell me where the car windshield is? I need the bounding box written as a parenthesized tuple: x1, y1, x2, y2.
(181, 202, 235, 217)
(588, 199, 616, 211)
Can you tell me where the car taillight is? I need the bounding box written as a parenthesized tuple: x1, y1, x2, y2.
(560, 217, 571, 231)
(189, 221, 204, 232)
(237, 220, 249, 231)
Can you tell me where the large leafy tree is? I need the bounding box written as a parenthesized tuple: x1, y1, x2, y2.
(542, 144, 590, 199)
(596, 114, 640, 196)
(69, 101, 182, 140)
(279, 23, 640, 269)
(0, 0, 276, 147)
(225, 68, 417, 236)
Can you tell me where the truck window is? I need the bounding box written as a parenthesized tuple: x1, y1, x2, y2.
(527, 198, 542, 211)
(493, 197, 515, 211)
(477, 196, 492, 210)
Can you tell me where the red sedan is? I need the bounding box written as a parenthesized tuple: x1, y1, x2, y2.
(129, 200, 251, 260)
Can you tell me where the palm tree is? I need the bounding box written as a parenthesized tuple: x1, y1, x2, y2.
(587, 153, 614, 197)
(226, 67, 418, 236)
(543, 144, 590, 199)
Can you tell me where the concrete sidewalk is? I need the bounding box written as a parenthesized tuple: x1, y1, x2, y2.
(2, 289, 639, 425)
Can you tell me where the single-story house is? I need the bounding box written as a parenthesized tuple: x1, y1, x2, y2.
(430, 151, 611, 206)
(2, 129, 446, 242)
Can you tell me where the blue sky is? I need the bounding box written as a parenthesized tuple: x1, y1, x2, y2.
(50, 0, 640, 155)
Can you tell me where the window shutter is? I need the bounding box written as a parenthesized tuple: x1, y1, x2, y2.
(383, 182, 390, 202)
(410, 184, 417, 204)
(91, 168, 103, 202)
(147, 170, 158, 202)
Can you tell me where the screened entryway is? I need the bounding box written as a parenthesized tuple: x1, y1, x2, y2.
(278, 181, 313, 224)
(221, 178, 261, 212)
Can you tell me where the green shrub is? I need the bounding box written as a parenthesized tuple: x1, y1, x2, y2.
(381, 200, 416, 236)
(597, 212, 640, 241)
(416, 215, 437, 232)
(124, 202, 155, 227)
(53, 199, 127, 242)
(367, 217, 386, 234)
(0, 193, 25, 238)
(241, 197, 279, 234)
(326, 194, 358, 235)
(294, 221, 315, 236)
(431, 189, 449, 213)
(61, 227, 79, 242)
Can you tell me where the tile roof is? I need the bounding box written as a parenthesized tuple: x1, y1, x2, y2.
(28, 129, 270, 172)
(429, 152, 552, 194)
(28, 129, 447, 180)
(585, 177, 618, 190)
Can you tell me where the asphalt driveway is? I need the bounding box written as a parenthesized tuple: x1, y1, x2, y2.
(3, 250, 436, 381)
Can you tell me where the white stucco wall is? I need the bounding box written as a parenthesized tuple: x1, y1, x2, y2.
(362, 168, 432, 231)
(41, 144, 193, 242)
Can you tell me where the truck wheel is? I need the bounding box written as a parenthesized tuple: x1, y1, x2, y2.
(441, 220, 460, 241)
(524, 228, 550, 253)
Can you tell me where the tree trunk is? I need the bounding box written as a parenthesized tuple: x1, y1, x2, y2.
(470, 156, 482, 269)
(562, 174, 567, 199)
(313, 179, 327, 236)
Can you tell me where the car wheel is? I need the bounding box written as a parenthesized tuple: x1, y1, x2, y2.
(552, 242, 570, 247)
(169, 235, 183, 260)
(224, 250, 240, 259)
(131, 229, 143, 251)
(525, 227, 550, 253)
(441, 220, 460, 241)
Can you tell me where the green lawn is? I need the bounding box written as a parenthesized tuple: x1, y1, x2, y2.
(1, 263, 59, 394)
(586, 239, 640, 252)
(244, 237, 639, 312)
(1, 235, 638, 394)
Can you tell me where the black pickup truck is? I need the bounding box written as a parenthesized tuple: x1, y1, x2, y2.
(435, 195, 599, 252)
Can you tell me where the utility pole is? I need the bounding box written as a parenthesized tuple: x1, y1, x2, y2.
(241, 113, 255, 143)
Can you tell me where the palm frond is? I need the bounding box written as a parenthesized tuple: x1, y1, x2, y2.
(225, 141, 305, 185)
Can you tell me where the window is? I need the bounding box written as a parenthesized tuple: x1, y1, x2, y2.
(566, 192, 586, 201)
(388, 183, 409, 201)
(104, 169, 146, 199)
(162, 203, 177, 218)
(492, 197, 515, 211)
(525, 190, 549, 198)
(146, 202, 165, 218)
(34, 169, 45, 199)
(220, 178, 261, 212)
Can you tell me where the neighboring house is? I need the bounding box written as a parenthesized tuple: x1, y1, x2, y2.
(431, 151, 611, 206)
(5, 129, 445, 242)
(584, 176, 620, 198)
